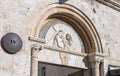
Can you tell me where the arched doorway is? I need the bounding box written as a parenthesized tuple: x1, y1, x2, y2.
(30, 3, 104, 76)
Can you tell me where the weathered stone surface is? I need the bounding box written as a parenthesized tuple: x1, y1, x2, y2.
(0, 0, 120, 76)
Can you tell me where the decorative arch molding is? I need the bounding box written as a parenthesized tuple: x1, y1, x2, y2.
(34, 3, 103, 54)
(30, 3, 106, 76)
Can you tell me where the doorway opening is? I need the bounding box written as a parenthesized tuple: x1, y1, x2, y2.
(38, 62, 86, 76)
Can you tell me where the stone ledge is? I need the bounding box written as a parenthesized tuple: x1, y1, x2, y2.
(28, 36, 46, 43)
(44, 45, 87, 57)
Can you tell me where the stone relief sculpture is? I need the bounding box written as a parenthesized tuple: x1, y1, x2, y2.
(65, 33, 74, 49)
(53, 30, 74, 50)
(52, 29, 74, 65)
(44, 22, 84, 52)
(39, 20, 84, 65)
(53, 30, 65, 48)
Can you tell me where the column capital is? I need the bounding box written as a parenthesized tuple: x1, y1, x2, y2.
(31, 44, 43, 58)
(88, 52, 105, 76)
(88, 52, 105, 63)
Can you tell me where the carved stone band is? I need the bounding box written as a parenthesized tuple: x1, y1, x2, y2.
(44, 45, 87, 57)
(28, 36, 46, 43)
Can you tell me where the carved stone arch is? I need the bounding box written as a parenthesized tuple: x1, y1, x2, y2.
(34, 3, 103, 54)
(30, 3, 105, 76)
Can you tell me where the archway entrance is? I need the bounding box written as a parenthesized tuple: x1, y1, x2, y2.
(36, 18, 88, 76)
(30, 3, 103, 76)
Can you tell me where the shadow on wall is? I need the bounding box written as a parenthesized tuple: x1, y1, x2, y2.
(105, 73, 109, 76)
(105, 71, 110, 76)
(83, 57, 92, 76)
(59, 0, 68, 4)
(105, 66, 110, 76)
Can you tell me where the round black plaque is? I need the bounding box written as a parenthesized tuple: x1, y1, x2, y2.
(1, 32, 23, 54)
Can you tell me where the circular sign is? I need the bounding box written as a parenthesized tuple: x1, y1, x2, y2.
(1, 32, 23, 54)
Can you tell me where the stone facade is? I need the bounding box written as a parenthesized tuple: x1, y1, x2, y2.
(0, 0, 120, 76)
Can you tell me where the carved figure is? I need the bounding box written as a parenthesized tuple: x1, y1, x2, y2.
(64, 33, 74, 49)
(53, 30, 65, 48)
(52, 30, 75, 65)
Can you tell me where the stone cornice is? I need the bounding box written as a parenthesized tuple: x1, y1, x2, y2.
(28, 36, 46, 43)
(88, 52, 106, 63)
(88, 52, 106, 58)
(96, 0, 120, 12)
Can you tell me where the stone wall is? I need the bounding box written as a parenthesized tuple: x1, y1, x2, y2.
(0, 0, 120, 76)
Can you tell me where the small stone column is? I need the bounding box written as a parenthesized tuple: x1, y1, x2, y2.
(31, 57, 38, 76)
(88, 53, 104, 76)
(31, 44, 42, 76)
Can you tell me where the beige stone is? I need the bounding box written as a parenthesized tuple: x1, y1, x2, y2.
(0, 0, 120, 76)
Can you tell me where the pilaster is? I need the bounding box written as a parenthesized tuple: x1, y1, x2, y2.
(88, 52, 105, 76)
